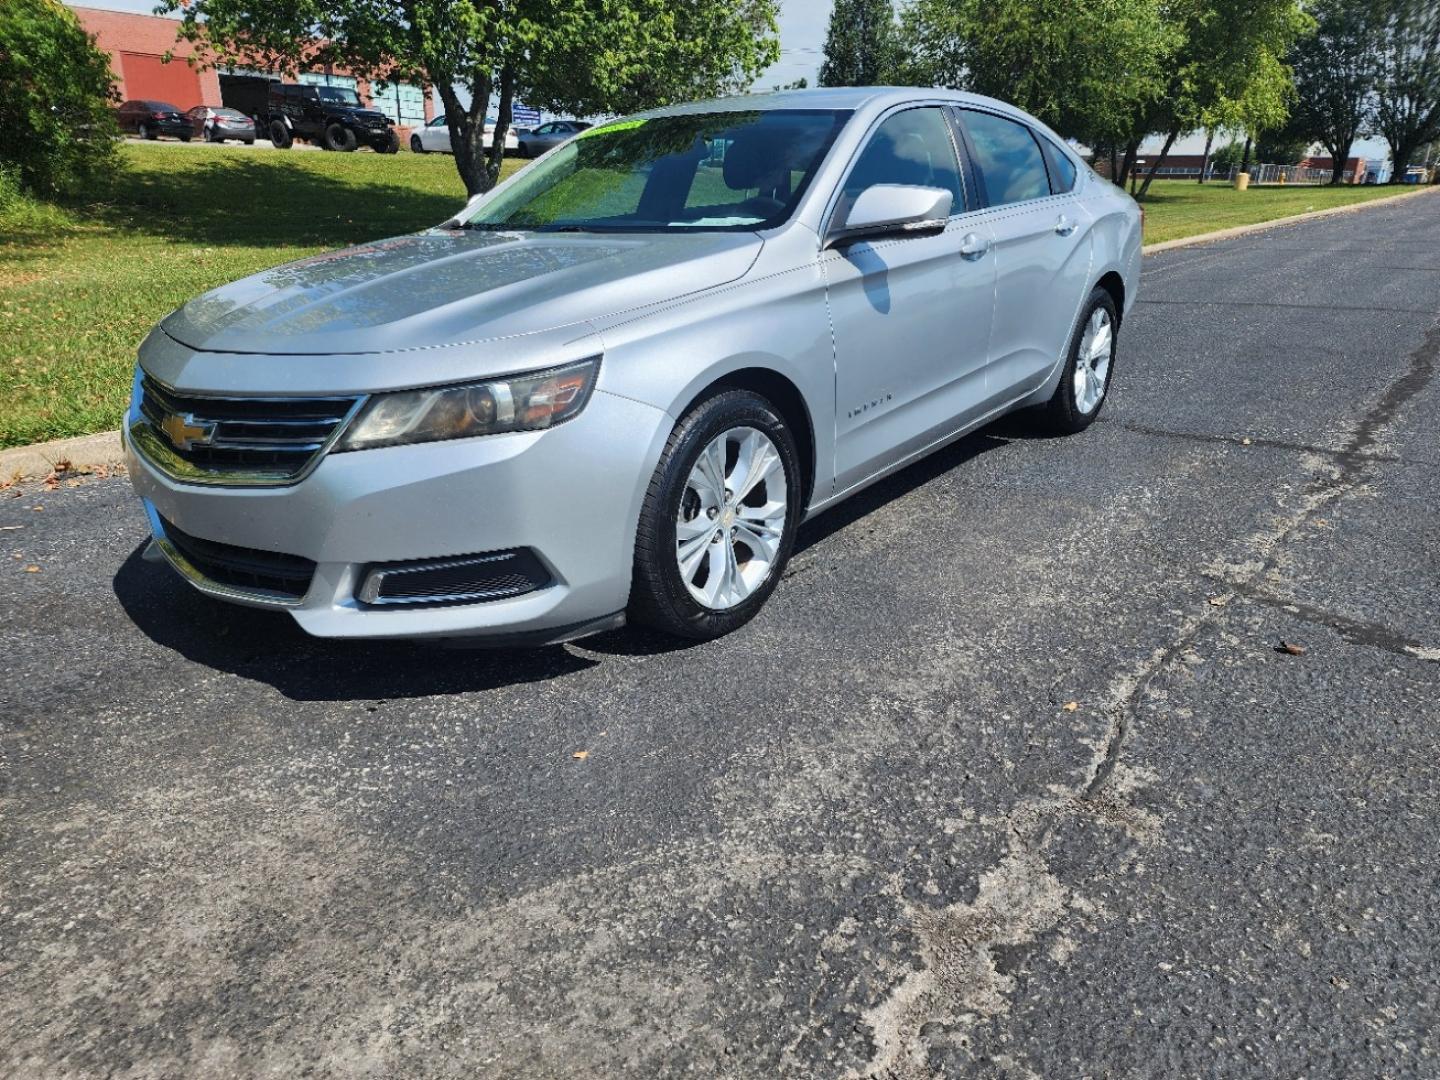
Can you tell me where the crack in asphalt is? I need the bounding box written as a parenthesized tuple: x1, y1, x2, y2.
(1231, 584, 1440, 664)
(1095, 418, 1426, 466)
(1136, 298, 1440, 317)
(851, 314, 1440, 1077)
(1082, 315, 1440, 804)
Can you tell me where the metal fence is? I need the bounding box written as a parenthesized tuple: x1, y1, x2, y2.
(1222, 163, 1336, 185)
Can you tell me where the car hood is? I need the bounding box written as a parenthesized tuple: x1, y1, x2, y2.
(160, 229, 763, 355)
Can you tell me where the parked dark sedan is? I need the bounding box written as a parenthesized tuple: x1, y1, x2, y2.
(117, 100, 191, 141)
(185, 106, 256, 145)
(515, 120, 591, 157)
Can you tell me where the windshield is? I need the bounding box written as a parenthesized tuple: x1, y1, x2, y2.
(460, 109, 850, 233)
(315, 87, 361, 107)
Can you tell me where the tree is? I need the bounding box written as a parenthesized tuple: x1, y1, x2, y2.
(1290, 0, 1383, 184)
(897, 0, 1177, 151)
(0, 0, 118, 197)
(1254, 123, 1312, 164)
(165, 0, 780, 196)
(1374, 0, 1440, 181)
(1129, 0, 1310, 198)
(818, 0, 898, 87)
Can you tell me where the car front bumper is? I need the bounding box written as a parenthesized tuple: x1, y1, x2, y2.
(126, 388, 672, 641)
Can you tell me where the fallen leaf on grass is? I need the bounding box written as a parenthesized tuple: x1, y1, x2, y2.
(1276, 641, 1307, 656)
(1208, 595, 1230, 607)
(572, 750, 589, 760)
(1241, 436, 1253, 446)
(1062, 700, 1080, 712)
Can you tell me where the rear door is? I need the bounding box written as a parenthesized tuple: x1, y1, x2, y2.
(953, 108, 1092, 405)
(823, 105, 997, 494)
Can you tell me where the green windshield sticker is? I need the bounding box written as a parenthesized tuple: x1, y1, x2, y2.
(577, 118, 646, 139)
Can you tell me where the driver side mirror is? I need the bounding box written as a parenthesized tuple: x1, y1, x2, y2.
(827, 184, 953, 247)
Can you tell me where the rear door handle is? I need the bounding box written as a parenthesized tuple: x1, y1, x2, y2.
(959, 233, 991, 260)
(1055, 215, 1078, 237)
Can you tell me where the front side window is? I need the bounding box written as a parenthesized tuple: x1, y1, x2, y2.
(837, 107, 964, 224)
(462, 109, 850, 233)
(429, 115, 447, 128)
(962, 110, 1051, 206)
(315, 86, 361, 108)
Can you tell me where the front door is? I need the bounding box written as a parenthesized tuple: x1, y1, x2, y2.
(823, 105, 997, 494)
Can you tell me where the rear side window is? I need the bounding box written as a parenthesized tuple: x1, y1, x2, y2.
(962, 110, 1051, 206)
(839, 107, 965, 220)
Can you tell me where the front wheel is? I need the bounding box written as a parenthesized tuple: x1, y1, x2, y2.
(269, 120, 292, 149)
(324, 123, 358, 152)
(410, 134, 425, 154)
(378, 131, 399, 154)
(629, 390, 803, 640)
(1036, 286, 1118, 434)
(138, 123, 155, 141)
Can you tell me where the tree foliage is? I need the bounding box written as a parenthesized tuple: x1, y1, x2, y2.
(1373, 0, 1440, 179)
(818, 0, 899, 87)
(1289, 0, 1383, 183)
(0, 0, 118, 197)
(164, 0, 780, 196)
(897, 0, 1177, 149)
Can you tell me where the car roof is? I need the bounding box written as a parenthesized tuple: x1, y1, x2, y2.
(633, 86, 1023, 118)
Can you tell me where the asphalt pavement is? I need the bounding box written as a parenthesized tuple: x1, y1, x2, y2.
(3, 193, 1438, 1078)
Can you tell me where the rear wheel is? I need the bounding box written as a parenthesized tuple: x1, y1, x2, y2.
(378, 131, 399, 154)
(410, 133, 425, 154)
(179, 133, 191, 143)
(269, 120, 292, 149)
(324, 123, 358, 152)
(1036, 286, 1118, 434)
(138, 122, 155, 141)
(629, 390, 802, 640)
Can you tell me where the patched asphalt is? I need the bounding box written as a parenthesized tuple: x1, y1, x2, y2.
(3, 194, 1438, 1078)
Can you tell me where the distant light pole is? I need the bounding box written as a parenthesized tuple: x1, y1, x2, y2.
(1131, 159, 1146, 196)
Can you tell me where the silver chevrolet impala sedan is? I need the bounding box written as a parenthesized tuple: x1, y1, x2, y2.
(126, 87, 1142, 643)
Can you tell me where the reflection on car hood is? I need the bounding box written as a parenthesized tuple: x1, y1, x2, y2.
(160, 229, 763, 355)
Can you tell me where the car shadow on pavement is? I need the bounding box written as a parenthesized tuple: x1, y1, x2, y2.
(111, 548, 600, 700)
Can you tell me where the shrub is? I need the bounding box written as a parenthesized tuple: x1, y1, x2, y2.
(0, 0, 119, 197)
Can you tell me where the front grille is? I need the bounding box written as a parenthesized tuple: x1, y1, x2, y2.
(159, 515, 316, 600)
(358, 549, 551, 607)
(135, 376, 361, 486)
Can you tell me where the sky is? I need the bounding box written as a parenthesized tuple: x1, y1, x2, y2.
(73, 0, 1392, 163)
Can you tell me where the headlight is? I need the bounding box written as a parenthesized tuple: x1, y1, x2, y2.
(335, 358, 600, 452)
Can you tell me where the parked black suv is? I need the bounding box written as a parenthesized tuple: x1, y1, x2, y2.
(265, 83, 398, 153)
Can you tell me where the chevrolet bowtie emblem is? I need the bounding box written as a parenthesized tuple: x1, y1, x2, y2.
(160, 412, 217, 452)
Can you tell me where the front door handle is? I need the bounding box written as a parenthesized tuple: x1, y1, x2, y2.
(959, 233, 991, 260)
(1055, 215, 1079, 237)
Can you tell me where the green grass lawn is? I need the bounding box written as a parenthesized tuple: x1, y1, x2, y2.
(1137, 178, 1409, 245)
(0, 144, 518, 449)
(0, 145, 1419, 449)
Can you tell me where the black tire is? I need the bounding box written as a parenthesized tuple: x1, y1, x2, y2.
(324, 123, 358, 152)
(269, 120, 292, 149)
(139, 122, 155, 141)
(410, 134, 425, 154)
(1035, 286, 1119, 435)
(520, 143, 533, 158)
(629, 389, 803, 640)
(243, 138, 255, 146)
(179, 134, 191, 143)
(378, 131, 399, 154)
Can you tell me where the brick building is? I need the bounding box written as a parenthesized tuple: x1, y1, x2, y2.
(69, 5, 433, 137)
(1095, 151, 1370, 183)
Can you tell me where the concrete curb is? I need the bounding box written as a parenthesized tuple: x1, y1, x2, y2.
(1141, 184, 1439, 255)
(1, 186, 1434, 480)
(1, 430, 123, 482)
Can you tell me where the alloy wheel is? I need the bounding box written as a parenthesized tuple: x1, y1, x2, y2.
(676, 426, 788, 610)
(1073, 307, 1113, 414)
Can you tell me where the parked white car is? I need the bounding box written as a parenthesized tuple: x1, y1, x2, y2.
(410, 115, 519, 154)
